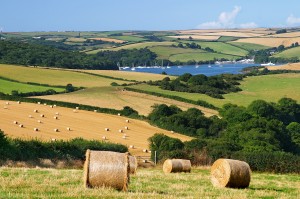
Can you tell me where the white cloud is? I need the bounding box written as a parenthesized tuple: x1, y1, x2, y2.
(287, 14, 300, 26)
(240, 22, 257, 29)
(197, 6, 241, 29)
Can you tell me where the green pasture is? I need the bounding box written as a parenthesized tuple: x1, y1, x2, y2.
(273, 46, 300, 59)
(228, 42, 271, 51)
(111, 35, 147, 42)
(148, 46, 206, 59)
(169, 52, 240, 62)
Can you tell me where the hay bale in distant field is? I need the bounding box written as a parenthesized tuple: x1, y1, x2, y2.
(51, 138, 56, 141)
(142, 149, 148, 153)
(105, 128, 109, 131)
(19, 124, 23, 128)
(119, 129, 123, 133)
(171, 130, 174, 134)
(83, 150, 130, 191)
(76, 107, 79, 110)
(118, 113, 121, 116)
(94, 110, 97, 112)
(129, 156, 138, 174)
(50, 105, 53, 108)
(129, 145, 134, 149)
(44, 103, 47, 106)
(210, 159, 251, 188)
(13, 121, 18, 124)
(73, 109, 77, 113)
(6, 102, 9, 105)
(54, 128, 59, 132)
(37, 120, 41, 123)
(17, 101, 21, 104)
(3, 106, 7, 109)
(125, 126, 129, 130)
(34, 109, 38, 113)
(53, 116, 58, 120)
(102, 136, 106, 140)
(53, 104, 57, 107)
(34, 128, 39, 131)
(163, 159, 191, 173)
(125, 119, 129, 123)
(40, 114, 44, 117)
(55, 112, 59, 115)
(37, 102, 41, 104)
(122, 135, 126, 139)
(67, 127, 71, 131)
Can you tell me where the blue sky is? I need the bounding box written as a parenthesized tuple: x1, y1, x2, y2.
(1, 0, 300, 32)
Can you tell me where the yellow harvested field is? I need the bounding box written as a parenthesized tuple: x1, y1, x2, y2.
(0, 64, 128, 87)
(263, 31, 300, 38)
(0, 100, 192, 156)
(233, 37, 300, 47)
(267, 63, 300, 71)
(66, 37, 86, 42)
(167, 35, 220, 40)
(34, 87, 218, 117)
(89, 37, 125, 43)
(200, 31, 263, 37)
(78, 70, 174, 81)
(177, 28, 273, 36)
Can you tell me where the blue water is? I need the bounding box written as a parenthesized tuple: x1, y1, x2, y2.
(119, 63, 262, 76)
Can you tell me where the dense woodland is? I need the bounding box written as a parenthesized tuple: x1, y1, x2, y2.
(148, 73, 243, 98)
(0, 40, 156, 69)
(148, 98, 300, 172)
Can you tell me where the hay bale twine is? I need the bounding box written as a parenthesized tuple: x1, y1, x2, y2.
(163, 159, 191, 173)
(211, 159, 251, 188)
(83, 150, 130, 191)
(129, 156, 138, 174)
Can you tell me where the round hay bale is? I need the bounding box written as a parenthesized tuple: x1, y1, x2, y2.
(13, 121, 18, 124)
(125, 126, 129, 130)
(50, 105, 53, 108)
(54, 116, 58, 120)
(51, 138, 56, 141)
(53, 104, 56, 107)
(94, 110, 97, 112)
(105, 128, 109, 131)
(34, 109, 38, 113)
(40, 114, 44, 117)
(118, 113, 121, 116)
(19, 124, 23, 128)
(76, 107, 79, 110)
(37, 120, 41, 123)
(17, 101, 21, 104)
(43, 103, 47, 106)
(6, 102, 9, 105)
(102, 136, 106, 140)
(125, 119, 129, 123)
(34, 128, 39, 131)
(142, 149, 148, 153)
(122, 135, 126, 139)
(73, 109, 77, 113)
(119, 129, 123, 133)
(67, 127, 71, 131)
(129, 156, 138, 174)
(171, 130, 174, 134)
(54, 128, 59, 132)
(129, 145, 134, 149)
(83, 150, 130, 191)
(163, 159, 191, 173)
(55, 112, 59, 115)
(29, 115, 32, 118)
(37, 102, 41, 104)
(210, 159, 251, 188)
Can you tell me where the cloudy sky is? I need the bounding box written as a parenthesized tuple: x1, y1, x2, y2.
(1, 0, 300, 32)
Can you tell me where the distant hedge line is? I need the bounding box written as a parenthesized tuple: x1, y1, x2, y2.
(0, 130, 127, 161)
(0, 93, 144, 119)
(125, 87, 219, 110)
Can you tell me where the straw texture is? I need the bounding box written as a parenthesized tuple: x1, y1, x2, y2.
(210, 158, 251, 188)
(163, 159, 191, 173)
(129, 155, 138, 174)
(83, 150, 130, 191)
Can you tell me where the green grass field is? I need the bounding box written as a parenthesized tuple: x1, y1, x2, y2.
(0, 64, 128, 88)
(217, 36, 239, 42)
(111, 35, 147, 42)
(0, 167, 299, 198)
(169, 52, 240, 62)
(273, 46, 300, 59)
(228, 42, 271, 51)
(148, 46, 206, 59)
(130, 73, 300, 108)
(0, 79, 65, 94)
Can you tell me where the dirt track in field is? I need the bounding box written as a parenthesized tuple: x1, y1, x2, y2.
(0, 100, 192, 156)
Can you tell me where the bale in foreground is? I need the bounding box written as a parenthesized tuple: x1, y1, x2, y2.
(83, 150, 130, 191)
(210, 158, 251, 188)
(163, 159, 191, 173)
(129, 155, 138, 174)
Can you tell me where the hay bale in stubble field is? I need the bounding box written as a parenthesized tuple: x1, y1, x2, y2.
(210, 159, 251, 188)
(83, 150, 130, 191)
(163, 159, 191, 173)
(129, 155, 138, 174)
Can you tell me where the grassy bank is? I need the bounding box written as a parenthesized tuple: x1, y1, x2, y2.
(0, 167, 299, 198)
